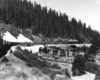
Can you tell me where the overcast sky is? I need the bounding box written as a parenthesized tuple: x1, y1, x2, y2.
(29, 0, 100, 32)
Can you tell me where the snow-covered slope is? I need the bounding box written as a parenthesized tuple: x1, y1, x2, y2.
(1, 31, 18, 42)
(1, 31, 33, 43)
(17, 34, 33, 43)
(71, 72, 95, 80)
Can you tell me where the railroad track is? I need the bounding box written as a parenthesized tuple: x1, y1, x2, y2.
(39, 57, 73, 64)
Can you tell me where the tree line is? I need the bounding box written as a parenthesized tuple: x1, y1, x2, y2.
(0, 0, 100, 43)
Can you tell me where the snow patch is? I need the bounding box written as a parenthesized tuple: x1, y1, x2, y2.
(17, 34, 33, 43)
(2, 31, 18, 42)
(20, 45, 44, 53)
(5, 46, 18, 57)
(1, 31, 33, 43)
(72, 72, 95, 80)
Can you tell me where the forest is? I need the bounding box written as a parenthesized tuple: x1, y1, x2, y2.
(0, 0, 100, 43)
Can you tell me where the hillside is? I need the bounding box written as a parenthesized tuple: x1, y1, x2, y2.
(0, 44, 97, 80)
(0, 45, 72, 80)
(0, 23, 44, 43)
(0, 0, 100, 43)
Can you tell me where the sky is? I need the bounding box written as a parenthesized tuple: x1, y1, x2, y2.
(29, 0, 100, 32)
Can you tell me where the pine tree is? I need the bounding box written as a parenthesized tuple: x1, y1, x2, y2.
(0, 0, 99, 40)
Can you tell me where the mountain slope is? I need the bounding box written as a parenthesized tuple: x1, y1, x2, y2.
(0, 0, 100, 43)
